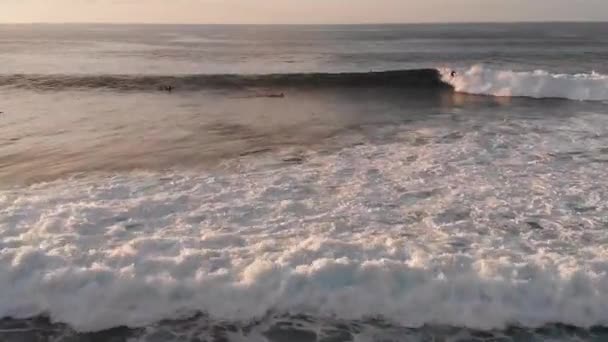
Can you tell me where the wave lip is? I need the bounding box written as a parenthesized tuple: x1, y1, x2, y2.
(441, 65, 608, 101)
(0, 69, 448, 91)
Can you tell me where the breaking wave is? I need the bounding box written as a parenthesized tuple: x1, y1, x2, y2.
(4, 66, 608, 102)
(441, 65, 608, 101)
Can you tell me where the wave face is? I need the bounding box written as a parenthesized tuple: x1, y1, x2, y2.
(4, 67, 607, 102)
(441, 65, 608, 101)
(0, 69, 448, 91)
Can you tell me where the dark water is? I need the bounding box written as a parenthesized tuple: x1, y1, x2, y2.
(4, 315, 608, 342)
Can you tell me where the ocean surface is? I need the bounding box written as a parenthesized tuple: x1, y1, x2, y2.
(1, 23, 608, 342)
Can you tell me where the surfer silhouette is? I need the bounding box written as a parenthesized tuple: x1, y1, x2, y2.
(450, 70, 457, 78)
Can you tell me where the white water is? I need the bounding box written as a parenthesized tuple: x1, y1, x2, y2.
(2, 117, 608, 332)
(441, 65, 608, 101)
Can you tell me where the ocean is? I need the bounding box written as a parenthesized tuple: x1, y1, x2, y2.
(1, 22, 608, 342)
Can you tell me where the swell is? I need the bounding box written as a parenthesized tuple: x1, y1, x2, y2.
(0, 69, 449, 91)
(4, 67, 607, 102)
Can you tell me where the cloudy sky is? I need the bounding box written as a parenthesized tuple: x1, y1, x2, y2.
(2, 0, 607, 24)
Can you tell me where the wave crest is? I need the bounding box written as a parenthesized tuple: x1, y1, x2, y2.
(441, 65, 608, 101)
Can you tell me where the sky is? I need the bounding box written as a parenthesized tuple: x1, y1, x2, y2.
(1, 0, 608, 24)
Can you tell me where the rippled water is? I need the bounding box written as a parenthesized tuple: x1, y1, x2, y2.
(2, 23, 608, 75)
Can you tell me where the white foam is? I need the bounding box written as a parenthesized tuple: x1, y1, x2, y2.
(441, 65, 608, 101)
(2, 119, 608, 332)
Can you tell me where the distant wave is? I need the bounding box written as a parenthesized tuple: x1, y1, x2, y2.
(441, 65, 608, 101)
(0, 69, 448, 91)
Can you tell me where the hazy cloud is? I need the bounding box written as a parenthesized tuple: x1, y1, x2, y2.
(1, 0, 607, 24)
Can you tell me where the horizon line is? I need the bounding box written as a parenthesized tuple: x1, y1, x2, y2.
(1, 19, 607, 26)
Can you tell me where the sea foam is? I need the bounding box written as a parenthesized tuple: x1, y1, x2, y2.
(2, 123, 608, 332)
(441, 65, 608, 101)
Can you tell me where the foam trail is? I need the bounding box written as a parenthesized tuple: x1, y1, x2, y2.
(441, 65, 608, 101)
(2, 132, 608, 332)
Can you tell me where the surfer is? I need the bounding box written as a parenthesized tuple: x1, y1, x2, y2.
(159, 85, 173, 92)
(450, 70, 457, 78)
